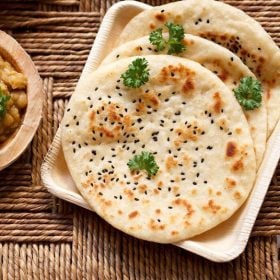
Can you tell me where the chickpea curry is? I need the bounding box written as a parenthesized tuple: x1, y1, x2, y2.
(0, 55, 27, 143)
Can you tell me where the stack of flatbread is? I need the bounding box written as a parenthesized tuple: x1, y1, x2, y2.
(61, 0, 280, 243)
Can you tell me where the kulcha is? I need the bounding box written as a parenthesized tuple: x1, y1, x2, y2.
(102, 33, 267, 167)
(117, 0, 280, 136)
(61, 55, 256, 243)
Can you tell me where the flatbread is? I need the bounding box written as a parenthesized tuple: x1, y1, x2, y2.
(117, 0, 280, 136)
(102, 33, 266, 167)
(61, 55, 256, 243)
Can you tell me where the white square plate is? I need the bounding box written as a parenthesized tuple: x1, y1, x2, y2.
(41, 1, 280, 262)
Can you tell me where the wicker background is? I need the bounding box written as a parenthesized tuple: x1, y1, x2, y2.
(0, 0, 279, 279)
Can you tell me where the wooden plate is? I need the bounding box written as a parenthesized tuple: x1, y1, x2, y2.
(0, 31, 43, 171)
(41, 1, 280, 262)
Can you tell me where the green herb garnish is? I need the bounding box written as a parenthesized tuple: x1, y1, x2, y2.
(149, 28, 166, 52)
(127, 151, 159, 177)
(0, 90, 10, 118)
(121, 58, 150, 88)
(149, 22, 186, 54)
(233, 77, 262, 110)
(165, 22, 186, 54)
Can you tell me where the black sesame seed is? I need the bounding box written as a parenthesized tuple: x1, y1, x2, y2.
(168, 187, 171, 192)
(206, 19, 210, 24)
(73, 148, 76, 153)
(98, 192, 103, 196)
(116, 86, 120, 90)
(119, 195, 122, 199)
(168, 206, 173, 209)
(204, 181, 208, 184)
(170, 180, 175, 183)
(211, 119, 214, 124)
(228, 132, 232, 135)
(72, 141, 75, 145)
(87, 96, 91, 100)
(114, 196, 118, 199)
(116, 54, 120, 58)
(196, 173, 200, 177)
(193, 182, 197, 185)
(175, 111, 181, 116)
(65, 124, 69, 127)
(134, 198, 139, 201)
(67, 108, 70, 112)
(153, 137, 158, 142)
(142, 144, 145, 149)
(161, 9, 165, 13)
(157, 219, 161, 223)
(164, 98, 169, 102)
(207, 146, 213, 150)
(195, 147, 199, 151)
(175, 194, 180, 197)
(201, 158, 205, 163)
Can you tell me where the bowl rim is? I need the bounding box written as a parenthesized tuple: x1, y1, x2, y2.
(0, 30, 43, 171)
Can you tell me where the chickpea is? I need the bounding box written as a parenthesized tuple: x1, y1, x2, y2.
(16, 93, 27, 109)
(3, 113, 14, 127)
(10, 106, 20, 122)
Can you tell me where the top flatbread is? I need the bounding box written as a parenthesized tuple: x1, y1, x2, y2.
(117, 0, 280, 136)
(61, 55, 256, 243)
(102, 33, 266, 167)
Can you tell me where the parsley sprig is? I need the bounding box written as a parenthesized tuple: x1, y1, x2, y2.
(0, 90, 10, 118)
(233, 77, 262, 110)
(149, 22, 186, 54)
(121, 58, 150, 88)
(127, 151, 159, 177)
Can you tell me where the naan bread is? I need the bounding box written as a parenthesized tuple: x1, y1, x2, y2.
(102, 33, 266, 167)
(117, 0, 280, 136)
(62, 55, 256, 243)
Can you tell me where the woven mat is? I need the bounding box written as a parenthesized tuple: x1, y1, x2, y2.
(0, 0, 280, 279)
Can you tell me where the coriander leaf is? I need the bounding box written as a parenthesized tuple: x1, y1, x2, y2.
(165, 22, 186, 54)
(127, 151, 159, 177)
(233, 76, 262, 110)
(0, 90, 10, 118)
(149, 28, 166, 51)
(121, 58, 150, 88)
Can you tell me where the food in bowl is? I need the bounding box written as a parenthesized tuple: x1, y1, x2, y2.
(0, 54, 27, 143)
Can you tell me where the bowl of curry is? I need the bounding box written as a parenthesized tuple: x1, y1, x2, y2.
(0, 31, 43, 171)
